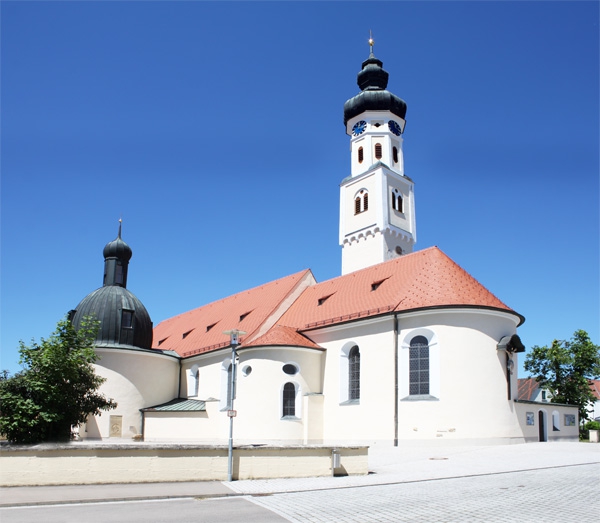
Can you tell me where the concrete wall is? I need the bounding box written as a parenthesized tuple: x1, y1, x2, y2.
(0, 444, 368, 486)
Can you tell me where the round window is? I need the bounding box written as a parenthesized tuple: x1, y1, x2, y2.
(282, 363, 298, 375)
(242, 365, 252, 377)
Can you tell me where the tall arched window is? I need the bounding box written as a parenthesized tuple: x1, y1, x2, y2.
(282, 382, 296, 417)
(409, 336, 429, 395)
(348, 345, 360, 400)
(375, 143, 382, 159)
(358, 146, 364, 163)
(393, 146, 399, 164)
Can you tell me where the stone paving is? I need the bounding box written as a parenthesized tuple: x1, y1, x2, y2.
(242, 464, 599, 522)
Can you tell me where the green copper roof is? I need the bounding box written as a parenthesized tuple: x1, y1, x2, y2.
(141, 398, 206, 412)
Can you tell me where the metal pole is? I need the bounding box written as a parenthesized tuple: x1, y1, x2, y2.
(223, 329, 245, 482)
(227, 342, 236, 482)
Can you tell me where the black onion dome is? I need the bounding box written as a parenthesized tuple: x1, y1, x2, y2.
(71, 286, 153, 350)
(343, 52, 407, 125)
(103, 234, 132, 262)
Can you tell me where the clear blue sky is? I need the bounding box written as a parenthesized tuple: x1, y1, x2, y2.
(1, 1, 598, 377)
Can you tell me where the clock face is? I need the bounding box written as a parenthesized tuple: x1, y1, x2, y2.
(388, 120, 402, 136)
(352, 120, 367, 136)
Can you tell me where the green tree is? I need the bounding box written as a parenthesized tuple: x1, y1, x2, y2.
(0, 317, 116, 443)
(524, 330, 600, 422)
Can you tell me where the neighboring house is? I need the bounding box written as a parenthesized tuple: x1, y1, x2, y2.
(518, 378, 600, 423)
(71, 47, 579, 445)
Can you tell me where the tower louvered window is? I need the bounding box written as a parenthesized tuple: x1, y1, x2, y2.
(363, 193, 368, 211)
(392, 190, 403, 212)
(409, 336, 429, 395)
(393, 146, 398, 164)
(348, 345, 360, 400)
(282, 382, 296, 417)
(375, 143, 382, 159)
(355, 197, 361, 214)
(358, 147, 364, 163)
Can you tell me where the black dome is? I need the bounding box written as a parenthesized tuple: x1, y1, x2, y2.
(72, 286, 153, 350)
(103, 235, 132, 262)
(344, 53, 407, 125)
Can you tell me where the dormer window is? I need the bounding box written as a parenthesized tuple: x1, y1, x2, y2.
(318, 294, 333, 306)
(240, 311, 251, 322)
(206, 322, 217, 332)
(121, 310, 134, 329)
(371, 278, 388, 291)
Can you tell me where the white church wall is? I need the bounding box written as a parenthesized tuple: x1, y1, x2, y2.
(397, 309, 523, 441)
(84, 349, 179, 440)
(309, 316, 397, 445)
(174, 346, 324, 444)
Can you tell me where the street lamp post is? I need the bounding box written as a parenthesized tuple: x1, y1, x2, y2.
(223, 329, 246, 482)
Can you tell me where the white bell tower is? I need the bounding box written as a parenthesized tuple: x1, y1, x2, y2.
(340, 40, 416, 275)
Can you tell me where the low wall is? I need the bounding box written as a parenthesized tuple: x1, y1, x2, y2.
(0, 443, 368, 486)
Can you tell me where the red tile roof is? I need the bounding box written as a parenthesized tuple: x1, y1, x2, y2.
(153, 247, 522, 357)
(278, 247, 521, 330)
(152, 269, 315, 357)
(518, 378, 540, 401)
(243, 324, 323, 350)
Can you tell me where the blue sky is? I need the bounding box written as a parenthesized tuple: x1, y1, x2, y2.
(1, 1, 598, 377)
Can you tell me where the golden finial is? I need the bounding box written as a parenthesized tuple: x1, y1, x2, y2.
(368, 30, 374, 54)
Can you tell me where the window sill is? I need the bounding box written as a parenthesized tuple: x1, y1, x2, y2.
(281, 416, 301, 421)
(340, 399, 360, 406)
(400, 395, 439, 402)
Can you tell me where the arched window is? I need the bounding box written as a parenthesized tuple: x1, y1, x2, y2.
(187, 365, 199, 397)
(409, 336, 429, 395)
(393, 146, 398, 164)
(391, 189, 403, 212)
(349, 345, 360, 400)
(354, 191, 369, 215)
(375, 143, 382, 159)
(358, 146, 364, 163)
(282, 382, 296, 417)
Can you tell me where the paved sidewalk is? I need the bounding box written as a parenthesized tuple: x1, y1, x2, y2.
(0, 442, 598, 507)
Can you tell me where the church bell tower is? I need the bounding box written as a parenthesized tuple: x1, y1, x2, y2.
(340, 38, 416, 275)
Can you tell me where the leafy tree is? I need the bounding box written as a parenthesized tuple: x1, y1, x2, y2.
(0, 317, 116, 443)
(524, 330, 600, 423)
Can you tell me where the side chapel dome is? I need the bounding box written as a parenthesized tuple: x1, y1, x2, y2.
(71, 222, 153, 350)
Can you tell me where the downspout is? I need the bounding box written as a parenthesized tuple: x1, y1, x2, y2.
(394, 313, 399, 447)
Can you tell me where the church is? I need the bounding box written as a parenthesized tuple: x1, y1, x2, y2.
(71, 45, 579, 446)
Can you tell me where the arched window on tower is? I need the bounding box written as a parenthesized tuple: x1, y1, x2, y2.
(393, 146, 399, 164)
(348, 345, 360, 400)
(391, 189, 403, 213)
(354, 190, 369, 215)
(358, 146, 364, 163)
(409, 336, 429, 395)
(375, 143, 382, 159)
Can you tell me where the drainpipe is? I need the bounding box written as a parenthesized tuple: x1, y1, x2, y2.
(394, 313, 399, 447)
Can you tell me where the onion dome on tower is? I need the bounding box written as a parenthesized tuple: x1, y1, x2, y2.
(343, 44, 407, 126)
(71, 221, 153, 350)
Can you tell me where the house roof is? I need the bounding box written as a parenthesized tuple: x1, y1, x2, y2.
(518, 378, 540, 401)
(152, 269, 315, 357)
(278, 247, 522, 330)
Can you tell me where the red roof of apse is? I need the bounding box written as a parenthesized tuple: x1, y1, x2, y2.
(152, 269, 315, 357)
(278, 247, 521, 330)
